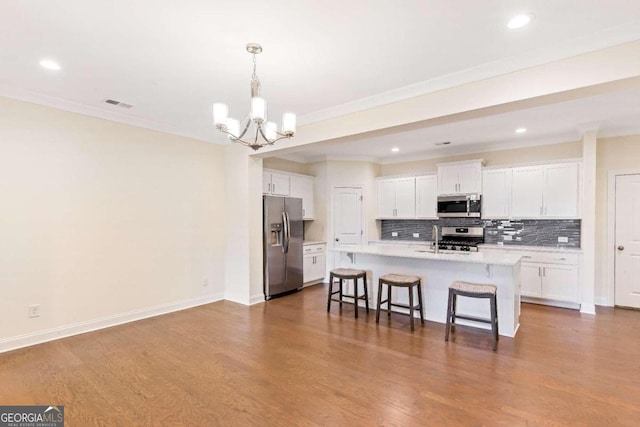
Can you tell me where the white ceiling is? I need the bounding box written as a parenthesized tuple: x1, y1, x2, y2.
(2, 1, 640, 149)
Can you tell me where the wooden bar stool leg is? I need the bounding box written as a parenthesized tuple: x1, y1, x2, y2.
(387, 284, 392, 317)
(445, 288, 453, 342)
(376, 278, 383, 324)
(408, 284, 415, 332)
(363, 274, 369, 313)
(354, 278, 359, 319)
(327, 272, 334, 312)
(490, 294, 498, 351)
(339, 278, 343, 308)
(417, 281, 425, 325)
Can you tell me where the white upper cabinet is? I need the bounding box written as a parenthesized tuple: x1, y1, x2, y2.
(511, 166, 545, 218)
(263, 171, 290, 196)
(264, 170, 316, 219)
(415, 175, 438, 219)
(482, 168, 512, 219)
(376, 177, 416, 218)
(437, 160, 483, 195)
(511, 162, 580, 219)
(543, 163, 580, 218)
(289, 174, 315, 220)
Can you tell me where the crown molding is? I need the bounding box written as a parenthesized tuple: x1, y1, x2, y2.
(0, 84, 216, 144)
(298, 21, 640, 126)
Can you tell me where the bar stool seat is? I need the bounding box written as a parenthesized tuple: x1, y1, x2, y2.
(445, 281, 499, 351)
(327, 268, 369, 318)
(376, 274, 424, 331)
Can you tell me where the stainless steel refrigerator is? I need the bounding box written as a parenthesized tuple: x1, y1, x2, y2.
(263, 196, 304, 300)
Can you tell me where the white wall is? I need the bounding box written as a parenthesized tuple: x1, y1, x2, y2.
(595, 135, 640, 304)
(0, 97, 227, 351)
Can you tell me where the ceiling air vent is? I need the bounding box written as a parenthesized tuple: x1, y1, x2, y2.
(105, 99, 133, 109)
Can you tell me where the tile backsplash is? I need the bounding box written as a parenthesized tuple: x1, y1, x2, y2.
(381, 219, 581, 248)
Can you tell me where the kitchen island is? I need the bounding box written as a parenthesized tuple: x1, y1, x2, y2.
(331, 245, 522, 337)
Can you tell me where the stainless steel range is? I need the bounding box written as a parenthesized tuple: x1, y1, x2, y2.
(438, 226, 484, 252)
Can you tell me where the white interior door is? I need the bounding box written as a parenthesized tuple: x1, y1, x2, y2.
(615, 174, 640, 308)
(333, 187, 363, 247)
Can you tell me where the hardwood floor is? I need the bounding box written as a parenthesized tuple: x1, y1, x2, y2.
(1, 284, 639, 426)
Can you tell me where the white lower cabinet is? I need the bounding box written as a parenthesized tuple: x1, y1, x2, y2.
(481, 247, 580, 306)
(303, 243, 326, 283)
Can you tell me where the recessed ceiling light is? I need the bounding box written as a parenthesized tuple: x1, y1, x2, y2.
(39, 59, 61, 71)
(507, 13, 533, 29)
(391, 147, 400, 153)
(515, 127, 527, 134)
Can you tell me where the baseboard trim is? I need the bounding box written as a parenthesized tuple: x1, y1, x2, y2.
(0, 293, 224, 354)
(249, 294, 265, 305)
(579, 303, 597, 315)
(521, 297, 581, 311)
(594, 297, 612, 307)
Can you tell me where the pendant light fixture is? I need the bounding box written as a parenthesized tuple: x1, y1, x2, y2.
(213, 43, 296, 151)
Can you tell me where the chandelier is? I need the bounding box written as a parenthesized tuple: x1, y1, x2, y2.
(212, 43, 296, 151)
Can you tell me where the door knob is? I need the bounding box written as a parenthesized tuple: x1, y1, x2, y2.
(335, 238, 340, 242)
(618, 246, 625, 251)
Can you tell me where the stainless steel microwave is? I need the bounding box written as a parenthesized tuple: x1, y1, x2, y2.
(437, 194, 481, 218)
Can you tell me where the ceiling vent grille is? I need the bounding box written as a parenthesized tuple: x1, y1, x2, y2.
(105, 99, 133, 109)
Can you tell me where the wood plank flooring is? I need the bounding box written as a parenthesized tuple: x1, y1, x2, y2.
(1, 284, 639, 426)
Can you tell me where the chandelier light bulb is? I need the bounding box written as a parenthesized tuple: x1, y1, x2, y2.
(282, 113, 296, 136)
(251, 97, 266, 123)
(226, 118, 240, 140)
(265, 122, 277, 142)
(213, 103, 229, 128)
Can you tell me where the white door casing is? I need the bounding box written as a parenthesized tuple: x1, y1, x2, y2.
(614, 174, 640, 308)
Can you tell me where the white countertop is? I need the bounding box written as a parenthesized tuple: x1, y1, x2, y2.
(303, 240, 326, 246)
(331, 244, 522, 266)
(479, 244, 583, 253)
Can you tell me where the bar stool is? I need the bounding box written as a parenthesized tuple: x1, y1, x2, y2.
(445, 281, 499, 351)
(376, 274, 424, 331)
(327, 268, 369, 318)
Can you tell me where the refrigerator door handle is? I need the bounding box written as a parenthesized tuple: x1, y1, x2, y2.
(282, 211, 290, 254)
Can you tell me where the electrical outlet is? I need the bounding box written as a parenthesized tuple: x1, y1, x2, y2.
(558, 236, 569, 243)
(391, 232, 398, 237)
(28, 304, 40, 318)
(413, 233, 420, 238)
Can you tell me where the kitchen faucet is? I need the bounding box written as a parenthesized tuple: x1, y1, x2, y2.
(432, 225, 440, 253)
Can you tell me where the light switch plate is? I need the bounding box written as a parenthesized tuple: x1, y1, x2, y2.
(413, 233, 420, 238)
(558, 236, 569, 243)
(392, 232, 398, 237)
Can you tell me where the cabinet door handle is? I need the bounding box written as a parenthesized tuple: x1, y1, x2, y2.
(542, 267, 546, 277)
(538, 266, 541, 277)
(268, 183, 271, 192)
